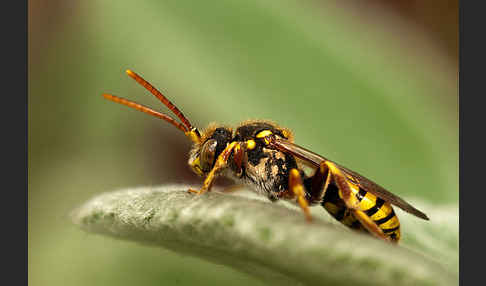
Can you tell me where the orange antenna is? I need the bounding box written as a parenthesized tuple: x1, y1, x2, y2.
(125, 69, 194, 131)
(102, 93, 189, 133)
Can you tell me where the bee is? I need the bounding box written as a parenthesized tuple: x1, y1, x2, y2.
(103, 69, 429, 243)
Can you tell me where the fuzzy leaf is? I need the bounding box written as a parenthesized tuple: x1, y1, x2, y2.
(72, 185, 457, 286)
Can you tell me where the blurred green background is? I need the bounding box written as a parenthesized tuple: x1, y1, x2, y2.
(29, 1, 458, 285)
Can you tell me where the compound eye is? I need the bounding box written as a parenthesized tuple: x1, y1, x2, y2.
(200, 139, 217, 171)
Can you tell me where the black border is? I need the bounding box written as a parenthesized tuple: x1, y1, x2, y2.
(459, 0, 483, 285)
(2, 0, 28, 285)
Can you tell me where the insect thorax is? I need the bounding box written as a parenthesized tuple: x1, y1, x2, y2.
(229, 121, 298, 200)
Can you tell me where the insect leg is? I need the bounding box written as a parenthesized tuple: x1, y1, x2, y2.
(325, 162, 390, 242)
(288, 169, 313, 222)
(188, 142, 240, 195)
(306, 162, 332, 205)
(352, 209, 391, 242)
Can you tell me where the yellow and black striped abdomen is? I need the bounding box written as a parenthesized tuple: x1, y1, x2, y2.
(321, 183, 401, 241)
(322, 184, 366, 231)
(354, 186, 401, 241)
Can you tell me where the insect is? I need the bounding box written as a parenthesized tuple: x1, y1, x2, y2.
(103, 69, 429, 243)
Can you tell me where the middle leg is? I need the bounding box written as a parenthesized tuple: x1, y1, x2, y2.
(279, 168, 313, 222)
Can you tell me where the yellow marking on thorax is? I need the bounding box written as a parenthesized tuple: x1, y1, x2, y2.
(246, 139, 256, 150)
(256, 129, 273, 145)
(256, 130, 273, 138)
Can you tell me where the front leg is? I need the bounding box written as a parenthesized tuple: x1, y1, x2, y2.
(188, 142, 240, 195)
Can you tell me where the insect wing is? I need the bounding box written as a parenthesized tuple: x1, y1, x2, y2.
(271, 138, 429, 220)
(335, 164, 429, 220)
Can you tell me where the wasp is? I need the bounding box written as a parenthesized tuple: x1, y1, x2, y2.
(103, 69, 429, 243)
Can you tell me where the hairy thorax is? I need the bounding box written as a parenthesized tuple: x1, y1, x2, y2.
(227, 121, 298, 200)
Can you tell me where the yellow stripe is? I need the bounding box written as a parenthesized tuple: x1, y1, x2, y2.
(246, 140, 256, 150)
(380, 215, 400, 229)
(256, 130, 273, 138)
(370, 202, 392, 221)
(357, 191, 377, 211)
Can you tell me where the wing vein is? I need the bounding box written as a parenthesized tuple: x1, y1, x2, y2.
(270, 138, 429, 220)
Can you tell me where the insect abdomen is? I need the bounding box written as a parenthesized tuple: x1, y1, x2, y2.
(355, 187, 401, 241)
(322, 184, 401, 241)
(321, 185, 365, 231)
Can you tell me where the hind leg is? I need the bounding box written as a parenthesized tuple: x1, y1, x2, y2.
(325, 161, 390, 242)
(351, 209, 390, 242)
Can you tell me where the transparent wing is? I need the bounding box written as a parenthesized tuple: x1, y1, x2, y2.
(271, 138, 429, 220)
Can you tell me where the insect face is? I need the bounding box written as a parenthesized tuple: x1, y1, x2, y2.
(188, 139, 216, 176)
(188, 127, 233, 176)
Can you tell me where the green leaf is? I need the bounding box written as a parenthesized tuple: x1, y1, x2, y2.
(72, 185, 458, 286)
